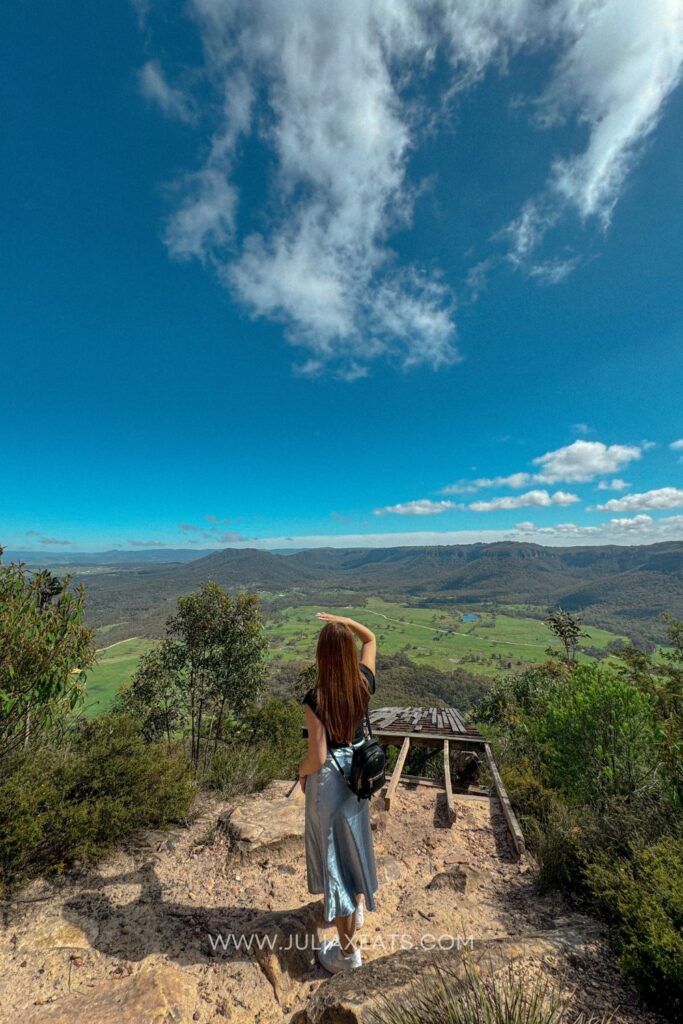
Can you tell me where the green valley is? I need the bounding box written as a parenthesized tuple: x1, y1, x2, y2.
(83, 595, 636, 715)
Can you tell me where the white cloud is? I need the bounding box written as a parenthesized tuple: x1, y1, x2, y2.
(595, 487, 683, 512)
(670, 439, 683, 450)
(470, 489, 580, 512)
(374, 499, 459, 516)
(506, 0, 683, 266)
(531, 440, 642, 483)
(163, 0, 461, 373)
(130, 0, 150, 30)
(160, 513, 683, 549)
(441, 472, 533, 494)
(528, 255, 581, 284)
(608, 514, 654, 530)
(441, 440, 643, 494)
(542, 0, 683, 224)
(510, 514, 683, 542)
(143, 1, 682, 372)
(597, 478, 630, 491)
(138, 61, 196, 124)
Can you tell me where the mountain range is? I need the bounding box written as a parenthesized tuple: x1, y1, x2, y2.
(44, 540, 683, 645)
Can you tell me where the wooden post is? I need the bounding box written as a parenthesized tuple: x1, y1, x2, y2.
(383, 736, 411, 811)
(484, 742, 526, 857)
(443, 739, 457, 824)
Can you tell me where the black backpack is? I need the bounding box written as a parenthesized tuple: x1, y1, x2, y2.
(329, 711, 386, 801)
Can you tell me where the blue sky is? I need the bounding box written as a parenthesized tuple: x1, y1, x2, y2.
(2, 0, 682, 552)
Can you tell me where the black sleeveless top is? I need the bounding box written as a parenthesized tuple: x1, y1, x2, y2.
(302, 664, 376, 748)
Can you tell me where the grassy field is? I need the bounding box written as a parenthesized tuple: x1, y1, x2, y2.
(266, 597, 630, 674)
(83, 638, 156, 718)
(82, 596, 635, 716)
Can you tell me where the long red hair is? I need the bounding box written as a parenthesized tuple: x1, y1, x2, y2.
(315, 622, 371, 745)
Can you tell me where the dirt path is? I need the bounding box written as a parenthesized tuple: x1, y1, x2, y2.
(0, 784, 666, 1023)
(95, 637, 140, 653)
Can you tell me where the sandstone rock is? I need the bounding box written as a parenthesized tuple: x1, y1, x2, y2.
(427, 866, 467, 893)
(24, 966, 198, 1024)
(226, 793, 305, 853)
(208, 900, 324, 1006)
(377, 857, 403, 884)
(443, 851, 469, 866)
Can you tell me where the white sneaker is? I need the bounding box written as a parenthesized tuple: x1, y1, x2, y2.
(317, 938, 362, 974)
(355, 899, 364, 930)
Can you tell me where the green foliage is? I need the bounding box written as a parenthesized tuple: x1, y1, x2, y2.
(204, 697, 306, 796)
(477, 617, 683, 1017)
(169, 583, 268, 767)
(0, 713, 195, 895)
(544, 607, 590, 662)
(112, 583, 269, 767)
(113, 644, 185, 744)
(369, 957, 614, 1024)
(0, 553, 96, 760)
(534, 665, 662, 808)
(586, 838, 683, 1018)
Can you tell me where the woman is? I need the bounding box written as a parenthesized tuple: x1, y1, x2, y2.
(297, 612, 379, 974)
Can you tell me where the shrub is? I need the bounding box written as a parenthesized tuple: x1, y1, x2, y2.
(0, 558, 95, 760)
(586, 837, 683, 1017)
(534, 665, 662, 809)
(368, 957, 615, 1024)
(501, 759, 588, 893)
(0, 713, 195, 895)
(205, 697, 306, 797)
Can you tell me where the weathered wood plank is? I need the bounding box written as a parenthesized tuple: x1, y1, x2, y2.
(382, 772, 490, 798)
(383, 736, 411, 812)
(443, 739, 457, 824)
(484, 742, 526, 857)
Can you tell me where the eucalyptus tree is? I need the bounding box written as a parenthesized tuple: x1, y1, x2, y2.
(165, 582, 268, 767)
(544, 606, 590, 663)
(0, 548, 95, 760)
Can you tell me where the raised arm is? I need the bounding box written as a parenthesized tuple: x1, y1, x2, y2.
(316, 612, 376, 675)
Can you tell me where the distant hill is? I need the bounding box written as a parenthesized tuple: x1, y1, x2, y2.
(71, 540, 683, 644)
(1, 547, 308, 566)
(1, 548, 216, 565)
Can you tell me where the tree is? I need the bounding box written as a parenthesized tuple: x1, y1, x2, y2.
(122, 583, 269, 768)
(544, 606, 590, 662)
(0, 549, 95, 760)
(113, 645, 185, 748)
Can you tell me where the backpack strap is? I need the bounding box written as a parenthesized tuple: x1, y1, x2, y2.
(324, 726, 348, 780)
(328, 746, 346, 777)
(325, 703, 373, 778)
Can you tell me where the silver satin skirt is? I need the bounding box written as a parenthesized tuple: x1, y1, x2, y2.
(304, 744, 379, 921)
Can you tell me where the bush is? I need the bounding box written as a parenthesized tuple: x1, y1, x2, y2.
(501, 759, 588, 893)
(586, 837, 683, 1017)
(204, 697, 306, 797)
(534, 665, 662, 809)
(476, 627, 683, 1021)
(368, 957, 614, 1024)
(0, 713, 195, 895)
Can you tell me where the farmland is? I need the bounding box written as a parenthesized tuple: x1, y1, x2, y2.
(82, 595, 635, 715)
(266, 596, 629, 674)
(83, 637, 155, 718)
